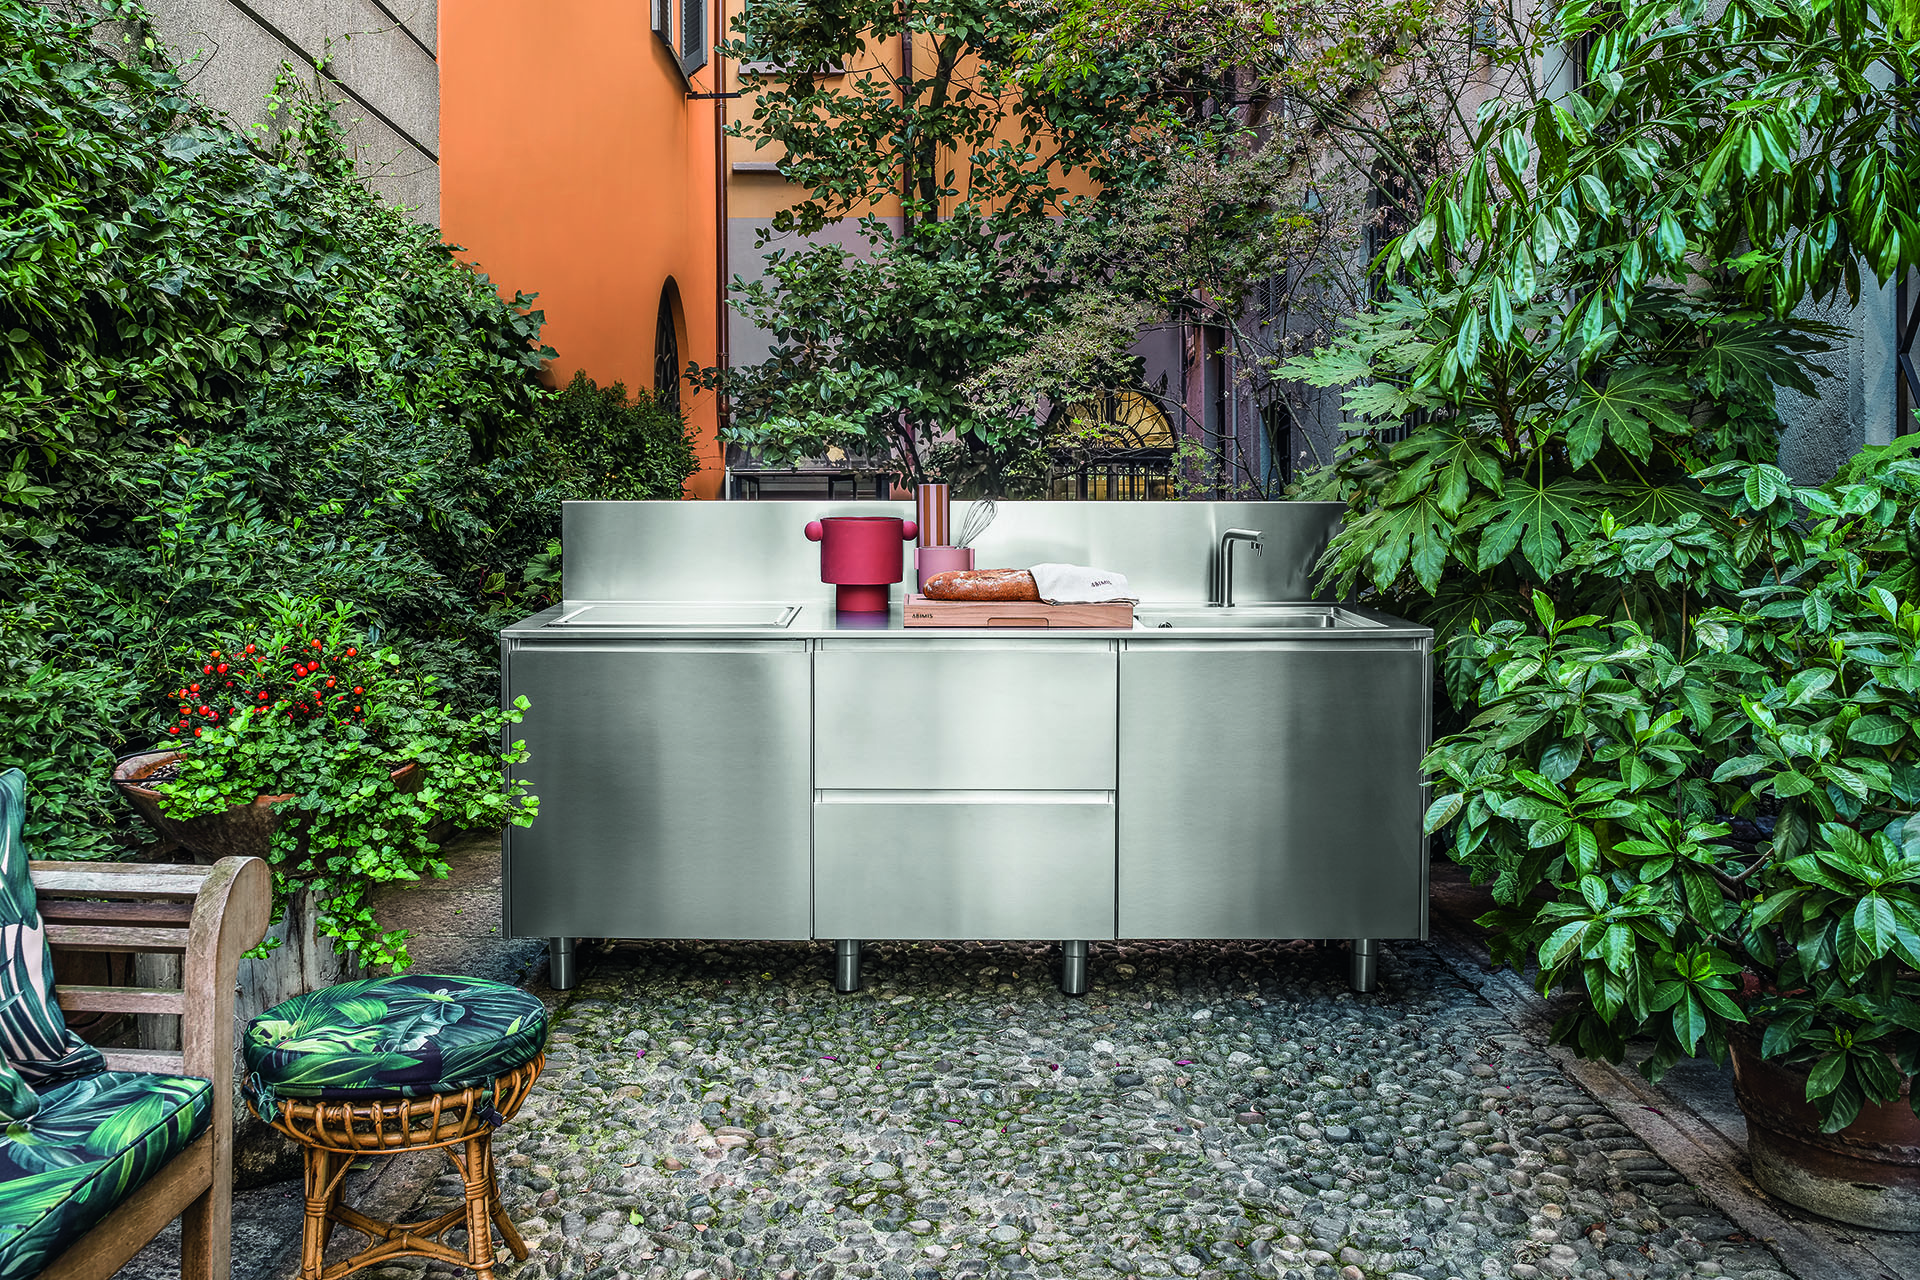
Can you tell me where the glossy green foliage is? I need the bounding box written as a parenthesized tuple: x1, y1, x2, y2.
(708, 0, 1207, 481)
(0, 0, 549, 542)
(0, 5, 695, 857)
(1425, 444, 1920, 1129)
(1283, 0, 1919, 685)
(153, 603, 539, 968)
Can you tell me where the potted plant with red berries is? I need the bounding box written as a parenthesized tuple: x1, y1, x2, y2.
(112, 600, 537, 969)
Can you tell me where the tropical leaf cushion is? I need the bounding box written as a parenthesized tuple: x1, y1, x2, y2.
(0, 1060, 36, 1125)
(0, 771, 106, 1088)
(0, 1071, 210, 1279)
(243, 974, 547, 1117)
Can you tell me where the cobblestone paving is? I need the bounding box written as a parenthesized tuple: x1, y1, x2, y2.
(391, 939, 1796, 1280)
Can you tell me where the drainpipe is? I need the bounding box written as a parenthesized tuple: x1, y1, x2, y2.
(715, 0, 732, 497)
(901, 30, 913, 215)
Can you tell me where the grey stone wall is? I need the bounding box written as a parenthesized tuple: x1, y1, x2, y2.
(1776, 278, 1902, 484)
(143, 0, 439, 223)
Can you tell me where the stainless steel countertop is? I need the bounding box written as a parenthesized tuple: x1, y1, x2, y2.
(500, 601, 1433, 641)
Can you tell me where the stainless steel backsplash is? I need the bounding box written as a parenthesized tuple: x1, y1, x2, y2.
(562, 500, 1344, 604)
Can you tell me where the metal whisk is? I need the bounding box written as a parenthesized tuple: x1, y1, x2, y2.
(956, 498, 998, 549)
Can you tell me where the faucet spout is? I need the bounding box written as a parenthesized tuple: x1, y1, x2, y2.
(1214, 528, 1264, 607)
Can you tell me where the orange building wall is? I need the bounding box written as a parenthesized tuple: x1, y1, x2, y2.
(442, 1, 725, 498)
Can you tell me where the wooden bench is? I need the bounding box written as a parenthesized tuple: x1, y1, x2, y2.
(29, 856, 271, 1280)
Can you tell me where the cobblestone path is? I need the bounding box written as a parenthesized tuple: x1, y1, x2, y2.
(395, 939, 1794, 1280)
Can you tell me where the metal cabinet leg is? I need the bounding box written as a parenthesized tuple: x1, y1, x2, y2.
(548, 938, 577, 991)
(1349, 939, 1377, 993)
(834, 940, 862, 993)
(1060, 941, 1089, 996)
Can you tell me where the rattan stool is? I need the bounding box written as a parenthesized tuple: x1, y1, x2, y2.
(255, 1055, 544, 1280)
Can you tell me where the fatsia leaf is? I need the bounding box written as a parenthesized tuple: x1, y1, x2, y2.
(1360, 493, 1456, 593)
(1471, 478, 1597, 578)
(1556, 367, 1692, 466)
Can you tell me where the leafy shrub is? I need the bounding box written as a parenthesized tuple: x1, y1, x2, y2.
(0, 2, 699, 855)
(535, 371, 700, 503)
(1425, 444, 1920, 1128)
(0, 0, 549, 548)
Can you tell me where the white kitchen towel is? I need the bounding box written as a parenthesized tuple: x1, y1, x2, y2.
(1027, 563, 1137, 604)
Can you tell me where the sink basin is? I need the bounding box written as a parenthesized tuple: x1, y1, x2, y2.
(1134, 606, 1383, 630)
(550, 603, 801, 628)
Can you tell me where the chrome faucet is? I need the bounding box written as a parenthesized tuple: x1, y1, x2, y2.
(1213, 528, 1264, 606)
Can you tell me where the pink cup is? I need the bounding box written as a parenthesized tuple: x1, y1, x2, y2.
(915, 546, 975, 593)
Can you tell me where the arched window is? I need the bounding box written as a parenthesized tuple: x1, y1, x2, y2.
(653, 283, 682, 418)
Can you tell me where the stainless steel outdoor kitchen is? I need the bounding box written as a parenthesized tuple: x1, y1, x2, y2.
(499, 499, 1433, 997)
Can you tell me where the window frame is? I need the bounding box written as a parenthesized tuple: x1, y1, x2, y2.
(653, 0, 708, 83)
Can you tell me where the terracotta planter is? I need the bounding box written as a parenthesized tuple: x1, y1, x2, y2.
(1731, 1032, 1920, 1231)
(112, 749, 439, 861)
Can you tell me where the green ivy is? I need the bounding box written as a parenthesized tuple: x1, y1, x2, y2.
(0, 1, 697, 855)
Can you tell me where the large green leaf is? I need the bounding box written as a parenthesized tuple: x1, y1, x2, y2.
(1471, 478, 1596, 578)
(1348, 494, 1456, 593)
(1691, 322, 1834, 399)
(1557, 367, 1692, 467)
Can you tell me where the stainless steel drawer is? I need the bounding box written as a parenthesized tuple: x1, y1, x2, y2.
(814, 643, 1118, 790)
(812, 791, 1116, 939)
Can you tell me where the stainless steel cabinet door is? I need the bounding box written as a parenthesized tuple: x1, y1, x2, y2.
(503, 641, 812, 939)
(1118, 642, 1428, 939)
(813, 792, 1116, 939)
(814, 642, 1117, 790)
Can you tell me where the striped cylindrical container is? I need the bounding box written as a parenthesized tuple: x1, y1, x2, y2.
(914, 484, 950, 548)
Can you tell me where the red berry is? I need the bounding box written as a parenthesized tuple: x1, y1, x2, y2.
(197, 705, 209, 715)
(311, 639, 322, 648)
(346, 648, 357, 656)
(211, 651, 222, 659)
(201, 665, 212, 674)
(169, 726, 180, 735)
(325, 678, 336, 688)
(352, 687, 363, 695)
(245, 644, 255, 654)
(192, 727, 202, 737)
(189, 683, 200, 693)
(257, 692, 269, 701)
(217, 663, 228, 673)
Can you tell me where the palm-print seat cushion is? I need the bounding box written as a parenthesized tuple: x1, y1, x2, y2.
(0, 1071, 211, 1280)
(242, 974, 547, 1118)
(0, 771, 106, 1088)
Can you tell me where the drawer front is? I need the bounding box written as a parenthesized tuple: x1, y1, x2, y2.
(814, 645, 1117, 790)
(813, 792, 1116, 939)
(1117, 644, 1428, 939)
(504, 642, 813, 939)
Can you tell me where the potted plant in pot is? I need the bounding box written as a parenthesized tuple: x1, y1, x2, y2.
(112, 601, 538, 970)
(1423, 446, 1920, 1230)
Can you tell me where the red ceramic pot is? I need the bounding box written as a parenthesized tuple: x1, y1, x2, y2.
(805, 516, 918, 612)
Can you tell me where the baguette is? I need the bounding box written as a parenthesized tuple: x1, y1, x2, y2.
(922, 569, 1042, 602)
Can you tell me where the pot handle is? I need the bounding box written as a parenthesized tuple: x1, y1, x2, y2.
(805, 520, 824, 542)
(901, 520, 919, 541)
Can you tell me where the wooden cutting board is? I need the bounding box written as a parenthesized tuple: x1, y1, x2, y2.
(902, 594, 1135, 628)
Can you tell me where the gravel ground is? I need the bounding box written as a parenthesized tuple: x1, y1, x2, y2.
(364, 938, 1799, 1280)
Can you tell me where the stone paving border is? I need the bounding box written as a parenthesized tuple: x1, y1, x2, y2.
(1425, 865, 1920, 1280)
